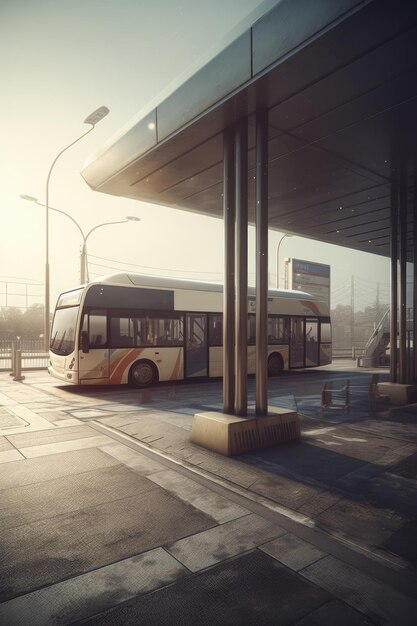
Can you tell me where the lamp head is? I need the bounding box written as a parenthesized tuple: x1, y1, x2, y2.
(20, 194, 39, 203)
(84, 106, 110, 126)
(126, 216, 141, 222)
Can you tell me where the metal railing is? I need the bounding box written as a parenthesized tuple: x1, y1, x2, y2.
(332, 347, 365, 359)
(0, 340, 48, 372)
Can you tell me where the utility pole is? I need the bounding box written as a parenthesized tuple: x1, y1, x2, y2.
(375, 281, 380, 326)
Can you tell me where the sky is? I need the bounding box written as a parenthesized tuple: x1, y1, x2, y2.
(1, 0, 390, 313)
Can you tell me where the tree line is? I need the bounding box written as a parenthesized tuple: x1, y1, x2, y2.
(0, 305, 45, 340)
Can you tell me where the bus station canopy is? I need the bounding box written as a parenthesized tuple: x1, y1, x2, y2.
(82, 0, 417, 261)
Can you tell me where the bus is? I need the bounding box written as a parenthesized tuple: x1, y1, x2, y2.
(48, 272, 331, 387)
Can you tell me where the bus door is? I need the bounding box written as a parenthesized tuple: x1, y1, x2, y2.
(185, 313, 208, 378)
(290, 317, 305, 368)
(305, 318, 319, 366)
(79, 310, 109, 381)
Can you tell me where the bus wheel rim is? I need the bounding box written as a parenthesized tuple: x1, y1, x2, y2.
(134, 364, 153, 384)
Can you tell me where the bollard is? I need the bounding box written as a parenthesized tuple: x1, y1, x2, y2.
(9, 341, 16, 376)
(13, 350, 25, 382)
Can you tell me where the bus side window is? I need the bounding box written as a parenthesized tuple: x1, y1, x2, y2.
(209, 313, 222, 346)
(320, 322, 331, 343)
(110, 316, 134, 347)
(88, 311, 107, 347)
(247, 314, 256, 345)
(268, 316, 287, 344)
(158, 318, 183, 346)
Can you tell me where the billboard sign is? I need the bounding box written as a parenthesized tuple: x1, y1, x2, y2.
(285, 258, 331, 307)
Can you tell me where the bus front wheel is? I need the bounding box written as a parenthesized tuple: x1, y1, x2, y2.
(129, 360, 158, 388)
(268, 353, 283, 377)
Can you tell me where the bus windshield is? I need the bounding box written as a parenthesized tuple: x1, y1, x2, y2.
(50, 306, 79, 356)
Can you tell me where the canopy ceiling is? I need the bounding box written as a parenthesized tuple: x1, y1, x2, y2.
(82, 0, 417, 259)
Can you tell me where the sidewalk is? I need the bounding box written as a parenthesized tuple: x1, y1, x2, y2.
(1, 369, 416, 625)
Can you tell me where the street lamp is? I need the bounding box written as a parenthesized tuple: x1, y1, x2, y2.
(43, 106, 110, 351)
(276, 234, 293, 288)
(80, 215, 141, 283)
(20, 195, 140, 285)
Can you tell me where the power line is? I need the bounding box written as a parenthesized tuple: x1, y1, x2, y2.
(88, 254, 224, 275)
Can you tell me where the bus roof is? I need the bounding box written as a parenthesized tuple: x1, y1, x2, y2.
(92, 272, 320, 301)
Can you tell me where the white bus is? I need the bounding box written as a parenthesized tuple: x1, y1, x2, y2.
(48, 273, 331, 387)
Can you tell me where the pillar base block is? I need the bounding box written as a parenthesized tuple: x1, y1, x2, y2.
(378, 382, 417, 405)
(191, 407, 300, 456)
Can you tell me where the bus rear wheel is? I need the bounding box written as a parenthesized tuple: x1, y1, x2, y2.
(268, 353, 283, 377)
(129, 360, 158, 387)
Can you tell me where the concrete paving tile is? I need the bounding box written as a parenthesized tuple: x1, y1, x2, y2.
(6, 424, 99, 448)
(389, 448, 417, 479)
(324, 428, 405, 462)
(99, 442, 166, 474)
(361, 472, 417, 516)
(23, 402, 63, 411)
(96, 415, 142, 429)
(0, 489, 214, 601)
(30, 411, 67, 423)
(0, 410, 28, 428)
(0, 391, 17, 405)
(351, 420, 417, 444)
(0, 449, 25, 464)
(1, 464, 155, 530)
(6, 404, 49, 423)
(296, 491, 342, 517)
(0, 547, 187, 626)
(52, 417, 84, 427)
(80, 550, 330, 626)
(0, 448, 120, 490)
(248, 439, 367, 489)
(114, 418, 166, 439)
(70, 408, 113, 418)
(260, 533, 326, 571)
(249, 473, 317, 510)
(150, 411, 194, 430)
(301, 555, 417, 625)
(167, 512, 286, 572)
(0, 404, 53, 434)
(20, 434, 113, 458)
(0, 436, 14, 452)
(178, 452, 263, 489)
(316, 497, 405, 548)
(294, 599, 374, 625)
(98, 403, 149, 413)
(381, 519, 417, 568)
(148, 469, 249, 523)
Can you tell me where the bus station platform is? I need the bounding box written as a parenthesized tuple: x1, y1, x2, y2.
(1, 363, 417, 624)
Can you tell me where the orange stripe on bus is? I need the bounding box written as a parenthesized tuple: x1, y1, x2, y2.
(109, 350, 132, 380)
(110, 348, 144, 383)
(300, 300, 320, 315)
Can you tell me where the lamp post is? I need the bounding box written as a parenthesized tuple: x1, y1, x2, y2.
(80, 216, 141, 283)
(42, 106, 110, 351)
(276, 234, 293, 288)
(20, 195, 140, 285)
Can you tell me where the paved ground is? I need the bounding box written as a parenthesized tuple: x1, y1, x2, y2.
(1, 362, 417, 625)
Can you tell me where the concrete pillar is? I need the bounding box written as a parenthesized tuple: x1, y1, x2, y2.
(398, 161, 407, 384)
(255, 109, 269, 415)
(390, 174, 398, 383)
(223, 126, 235, 414)
(235, 118, 248, 416)
(413, 157, 417, 382)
